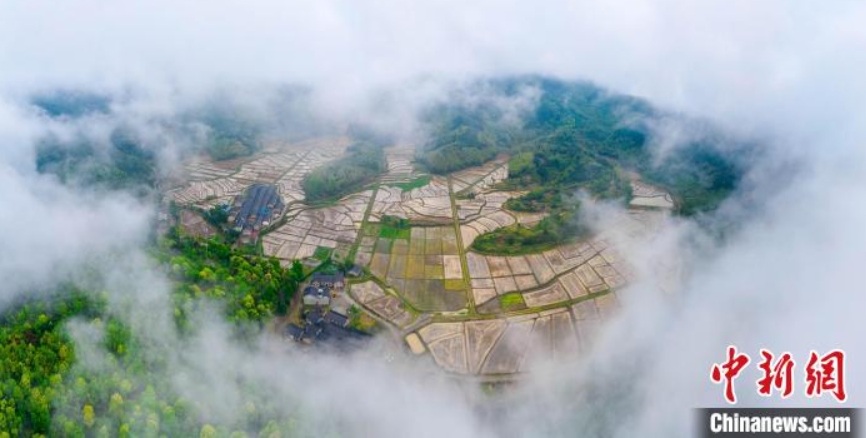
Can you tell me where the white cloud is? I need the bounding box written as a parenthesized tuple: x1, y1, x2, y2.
(1, 0, 865, 436)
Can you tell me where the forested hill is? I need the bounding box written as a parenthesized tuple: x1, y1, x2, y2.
(417, 77, 746, 215)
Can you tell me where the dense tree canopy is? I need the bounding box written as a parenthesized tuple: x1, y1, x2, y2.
(471, 210, 586, 255)
(419, 76, 746, 215)
(35, 128, 157, 193)
(301, 141, 387, 204)
(0, 231, 306, 437)
(200, 107, 263, 161)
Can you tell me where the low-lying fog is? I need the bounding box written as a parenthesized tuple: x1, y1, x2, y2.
(1, 1, 864, 436)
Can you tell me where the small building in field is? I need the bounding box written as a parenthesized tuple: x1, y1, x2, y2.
(347, 265, 363, 278)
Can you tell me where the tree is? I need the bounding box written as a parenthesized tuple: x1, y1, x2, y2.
(200, 424, 217, 438)
(109, 392, 124, 416)
(82, 404, 95, 428)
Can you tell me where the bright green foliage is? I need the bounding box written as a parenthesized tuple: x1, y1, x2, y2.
(0, 232, 311, 437)
(471, 211, 586, 255)
(163, 233, 303, 322)
(388, 175, 431, 192)
(82, 404, 95, 428)
(499, 293, 525, 311)
(378, 215, 411, 239)
(0, 293, 97, 436)
(312, 246, 333, 262)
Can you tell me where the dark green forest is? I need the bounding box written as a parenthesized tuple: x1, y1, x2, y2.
(471, 210, 586, 255)
(35, 129, 157, 193)
(32, 91, 111, 118)
(419, 76, 745, 216)
(301, 140, 387, 204)
(199, 107, 263, 161)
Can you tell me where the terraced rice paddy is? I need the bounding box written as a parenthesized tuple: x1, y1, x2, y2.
(169, 139, 668, 377)
(169, 137, 349, 208)
(450, 157, 509, 195)
(630, 180, 675, 209)
(262, 190, 371, 263)
(369, 178, 453, 224)
(358, 225, 468, 311)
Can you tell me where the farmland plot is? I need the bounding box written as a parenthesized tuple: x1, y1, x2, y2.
(369, 178, 453, 224)
(262, 190, 371, 262)
(170, 178, 245, 206)
(380, 146, 415, 183)
(360, 226, 468, 312)
(351, 281, 414, 328)
(450, 157, 509, 195)
(183, 142, 659, 378)
(630, 180, 674, 209)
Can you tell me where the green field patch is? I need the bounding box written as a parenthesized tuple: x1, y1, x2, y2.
(387, 174, 432, 192)
(379, 215, 411, 239)
(312, 246, 333, 261)
(403, 278, 425, 293)
(441, 226, 457, 240)
(444, 278, 466, 290)
(499, 292, 527, 311)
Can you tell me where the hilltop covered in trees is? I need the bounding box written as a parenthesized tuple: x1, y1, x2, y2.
(419, 76, 746, 215)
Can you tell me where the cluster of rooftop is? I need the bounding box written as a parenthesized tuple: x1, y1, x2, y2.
(230, 184, 284, 240)
(285, 306, 369, 349)
(301, 272, 346, 306)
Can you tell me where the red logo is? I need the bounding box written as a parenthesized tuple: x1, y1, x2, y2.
(756, 349, 795, 398)
(805, 350, 847, 402)
(711, 347, 846, 404)
(711, 345, 751, 404)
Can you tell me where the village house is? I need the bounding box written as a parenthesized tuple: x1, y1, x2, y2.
(310, 272, 345, 290)
(302, 285, 330, 306)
